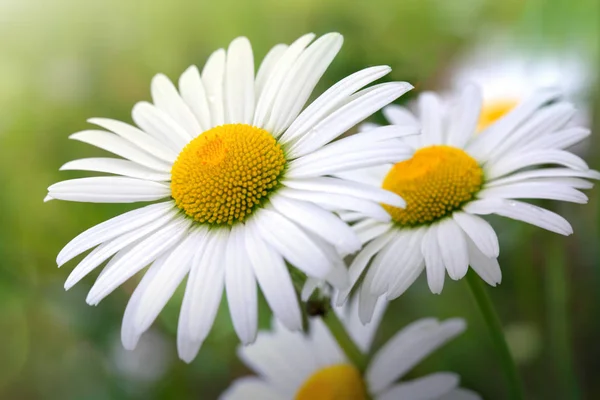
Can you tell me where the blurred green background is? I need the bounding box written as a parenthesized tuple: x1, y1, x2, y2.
(0, 0, 598, 399)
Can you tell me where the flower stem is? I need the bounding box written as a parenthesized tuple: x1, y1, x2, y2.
(322, 308, 368, 372)
(466, 270, 525, 400)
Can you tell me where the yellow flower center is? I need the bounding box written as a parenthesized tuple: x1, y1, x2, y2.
(477, 98, 518, 132)
(382, 145, 483, 226)
(295, 364, 368, 400)
(170, 123, 286, 225)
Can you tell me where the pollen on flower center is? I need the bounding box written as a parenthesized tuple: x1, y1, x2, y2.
(477, 98, 518, 132)
(170, 123, 286, 225)
(382, 145, 483, 226)
(295, 364, 368, 400)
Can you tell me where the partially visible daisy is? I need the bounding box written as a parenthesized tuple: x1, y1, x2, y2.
(221, 299, 478, 400)
(449, 34, 593, 131)
(46, 33, 415, 362)
(337, 85, 599, 321)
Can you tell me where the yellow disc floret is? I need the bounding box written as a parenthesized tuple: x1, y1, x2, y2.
(382, 145, 483, 226)
(477, 98, 518, 132)
(295, 364, 368, 400)
(171, 123, 286, 225)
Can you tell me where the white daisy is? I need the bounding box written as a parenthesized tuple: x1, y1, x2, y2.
(336, 85, 599, 321)
(46, 33, 415, 362)
(449, 34, 593, 131)
(221, 299, 479, 400)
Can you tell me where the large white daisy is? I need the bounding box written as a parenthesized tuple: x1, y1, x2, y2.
(221, 299, 479, 400)
(46, 33, 415, 362)
(336, 85, 599, 321)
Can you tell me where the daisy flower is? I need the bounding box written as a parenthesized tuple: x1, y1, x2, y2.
(336, 85, 598, 321)
(449, 34, 593, 131)
(46, 33, 414, 362)
(221, 300, 479, 400)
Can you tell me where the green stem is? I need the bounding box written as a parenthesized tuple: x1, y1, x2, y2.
(466, 270, 525, 400)
(322, 308, 368, 372)
(545, 239, 581, 399)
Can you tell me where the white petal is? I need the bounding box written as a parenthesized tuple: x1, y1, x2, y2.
(421, 225, 445, 294)
(288, 82, 413, 157)
(283, 177, 405, 208)
(131, 229, 202, 337)
(60, 158, 170, 181)
(253, 33, 315, 129)
(64, 210, 177, 289)
(382, 104, 420, 126)
(178, 65, 211, 131)
(69, 130, 172, 172)
(131, 102, 191, 151)
(358, 285, 381, 324)
(86, 217, 191, 305)
(201, 48, 226, 128)
(452, 212, 499, 258)
(221, 377, 282, 400)
(487, 102, 575, 161)
(377, 373, 460, 400)
(353, 218, 392, 245)
(48, 177, 171, 203)
(437, 218, 469, 281)
(255, 44, 288, 99)
(268, 33, 343, 135)
(245, 219, 302, 331)
(485, 167, 600, 188)
(281, 65, 392, 144)
(88, 117, 177, 163)
(269, 194, 361, 255)
(485, 149, 588, 180)
(301, 277, 320, 301)
(57, 201, 174, 266)
(254, 208, 346, 287)
(446, 85, 481, 148)
(177, 229, 227, 363)
(225, 225, 258, 344)
(279, 188, 392, 222)
(478, 181, 588, 204)
(522, 127, 590, 152)
(363, 230, 404, 296)
(366, 318, 466, 392)
(466, 89, 561, 161)
(466, 238, 502, 286)
(151, 73, 201, 138)
(336, 296, 387, 353)
(287, 137, 412, 179)
(335, 229, 396, 306)
(464, 198, 573, 235)
(385, 228, 426, 299)
(225, 37, 255, 124)
(121, 250, 167, 350)
(419, 92, 444, 146)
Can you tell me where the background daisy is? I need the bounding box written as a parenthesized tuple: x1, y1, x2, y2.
(337, 85, 598, 321)
(45, 33, 414, 362)
(222, 299, 479, 400)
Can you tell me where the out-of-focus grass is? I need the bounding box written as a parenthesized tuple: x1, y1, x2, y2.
(0, 0, 598, 399)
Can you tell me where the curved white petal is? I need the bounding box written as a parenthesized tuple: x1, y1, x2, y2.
(60, 158, 171, 181)
(419, 92, 444, 146)
(464, 198, 573, 235)
(452, 212, 499, 258)
(177, 229, 227, 363)
(132, 102, 191, 151)
(255, 44, 288, 99)
(478, 182, 588, 204)
(421, 224, 445, 294)
(245, 219, 302, 331)
(446, 85, 481, 148)
(485, 149, 588, 180)
(151, 73, 201, 138)
(201, 48, 226, 128)
(48, 177, 171, 203)
(225, 37, 255, 124)
(485, 167, 600, 188)
(69, 130, 171, 172)
(220, 377, 282, 400)
(465, 237, 502, 286)
(56, 201, 174, 266)
(178, 65, 211, 132)
(225, 225, 258, 345)
(437, 218, 469, 281)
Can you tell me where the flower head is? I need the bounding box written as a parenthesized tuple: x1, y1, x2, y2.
(46, 33, 414, 361)
(337, 86, 598, 322)
(222, 299, 478, 400)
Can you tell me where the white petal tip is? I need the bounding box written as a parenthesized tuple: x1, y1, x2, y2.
(43, 195, 54, 202)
